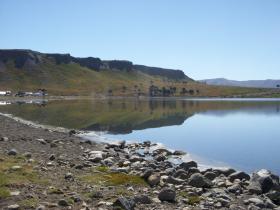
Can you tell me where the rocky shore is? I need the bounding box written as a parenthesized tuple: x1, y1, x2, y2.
(0, 115, 280, 210)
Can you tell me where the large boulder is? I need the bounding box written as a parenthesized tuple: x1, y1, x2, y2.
(152, 148, 172, 156)
(228, 171, 250, 182)
(158, 188, 176, 202)
(113, 197, 135, 210)
(133, 195, 152, 204)
(266, 190, 280, 205)
(7, 149, 18, 156)
(249, 169, 280, 194)
(88, 151, 104, 163)
(141, 169, 154, 179)
(179, 161, 197, 171)
(213, 168, 236, 177)
(147, 173, 160, 186)
(188, 173, 212, 188)
(204, 171, 217, 180)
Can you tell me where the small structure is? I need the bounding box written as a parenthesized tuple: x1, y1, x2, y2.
(34, 89, 48, 96)
(0, 91, 12, 96)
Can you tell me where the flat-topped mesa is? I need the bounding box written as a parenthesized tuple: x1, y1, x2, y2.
(0, 49, 41, 68)
(134, 64, 191, 81)
(0, 49, 191, 81)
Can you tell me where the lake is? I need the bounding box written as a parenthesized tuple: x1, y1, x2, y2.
(0, 98, 280, 174)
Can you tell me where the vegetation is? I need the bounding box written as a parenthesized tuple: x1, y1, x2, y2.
(0, 155, 48, 199)
(19, 198, 39, 209)
(80, 167, 147, 187)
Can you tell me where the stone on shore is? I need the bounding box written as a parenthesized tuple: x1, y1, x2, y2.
(179, 160, 198, 171)
(229, 171, 250, 182)
(7, 149, 18, 156)
(7, 204, 20, 210)
(158, 188, 176, 202)
(147, 173, 161, 186)
(113, 197, 135, 210)
(188, 173, 212, 188)
(250, 169, 280, 193)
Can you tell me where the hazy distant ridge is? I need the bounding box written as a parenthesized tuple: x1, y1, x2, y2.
(200, 78, 280, 88)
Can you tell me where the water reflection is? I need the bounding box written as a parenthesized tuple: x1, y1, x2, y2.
(1, 98, 280, 173)
(0, 98, 279, 133)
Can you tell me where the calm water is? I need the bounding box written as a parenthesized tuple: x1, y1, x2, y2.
(0, 98, 280, 174)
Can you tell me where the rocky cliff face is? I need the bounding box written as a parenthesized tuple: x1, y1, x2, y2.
(0, 49, 192, 81)
(134, 65, 191, 80)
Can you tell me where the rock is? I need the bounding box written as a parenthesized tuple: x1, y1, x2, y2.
(113, 197, 135, 210)
(1, 137, 8, 141)
(173, 150, 186, 156)
(228, 171, 250, 182)
(213, 168, 236, 177)
(204, 172, 217, 180)
(129, 155, 143, 162)
(188, 167, 200, 174)
(7, 149, 18, 156)
(118, 140, 126, 149)
(36, 138, 47, 144)
(103, 157, 115, 166)
(247, 183, 262, 195)
(147, 174, 161, 186)
(49, 154, 55, 161)
(46, 162, 54, 167)
(36, 205, 46, 210)
(153, 148, 172, 156)
(11, 166, 22, 171)
(155, 154, 166, 162)
(174, 169, 187, 177)
(58, 199, 69, 207)
(141, 169, 154, 179)
(122, 160, 131, 167)
(50, 142, 57, 148)
(88, 151, 104, 163)
(179, 161, 197, 171)
(69, 130, 76, 136)
(10, 191, 20, 196)
(266, 190, 280, 205)
(250, 169, 280, 193)
(244, 198, 265, 208)
(75, 164, 84, 170)
(23, 152, 32, 158)
(217, 198, 230, 207)
(133, 195, 152, 204)
(65, 172, 74, 180)
(227, 184, 242, 194)
(188, 173, 212, 188)
(7, 204, 20, 210)
(143, 141, 151, 146)
(265, 198, 277, 209)
(165, 176, 184, 185)
(158, 188, 176, 202)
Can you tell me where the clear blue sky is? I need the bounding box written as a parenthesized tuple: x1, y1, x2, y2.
(1, 0, 280, 80)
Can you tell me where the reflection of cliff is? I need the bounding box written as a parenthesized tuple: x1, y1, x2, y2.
(85, 114, 192, 134)
(0, 99, 279, 134)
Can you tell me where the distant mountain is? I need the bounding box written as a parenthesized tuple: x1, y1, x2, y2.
(200, 78, 280, 89)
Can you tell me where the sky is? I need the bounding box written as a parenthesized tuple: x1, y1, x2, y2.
(0, 0, 280, 80)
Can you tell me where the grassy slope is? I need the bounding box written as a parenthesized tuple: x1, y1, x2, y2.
(0, 58, 279, 97)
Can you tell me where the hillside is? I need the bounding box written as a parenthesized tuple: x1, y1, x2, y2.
(0, 49, 279, 97)
(200, 78, 280, 89)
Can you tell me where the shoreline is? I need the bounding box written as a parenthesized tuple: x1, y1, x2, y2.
(1, 114, 280, 209)
(1, 93, 280, 103)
